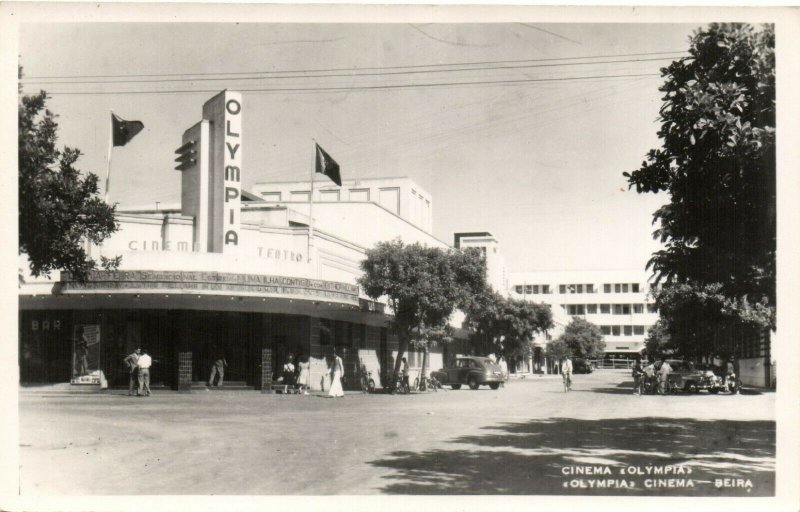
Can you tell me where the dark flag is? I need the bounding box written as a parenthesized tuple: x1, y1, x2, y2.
(315, 143, 342, 186)
(112, 113, 144, 147)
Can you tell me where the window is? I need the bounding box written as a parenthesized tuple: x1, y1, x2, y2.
(567, 305, 585, 315)
(623, 326, 633, 336)
(559, 285, 566, 294)
(290, 191, 310, 202)
(633, 326, 645, 335)
(612, 326, 621, 336)
(515, 285, 523, 294)
(349, 189, 370, 202)
(542, 285, 551, 294)
(614, 284, 621, 293)
(586, 284, 595, 293)
(622, 283, 629, 293)
(261, 192, 281, 202)
(567, 285, 576, 294)
(600, 304, 610, 314)
(633, 304, 644, 314)
(601, 326, 611, 335)
(576, 284, 583, 293)
(604, 284, 611, 293)
(622, 304, 631, 315)
(524, 285, 534, 295)
(613, 304, 624, 315)
(532, 285, 539, 294)
(587, 304, 597, 314)
(378, 187, 400, 215)
(632, 283, 640, 293)
(319, 190, 340, 201)
(647, 304, 658, 313)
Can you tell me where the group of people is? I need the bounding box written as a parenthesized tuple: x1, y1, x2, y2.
(123, 348, 153, 397)
(631, 356, 672, 395)
(279, 352, 313, 394)
(281, 350, 345, 398)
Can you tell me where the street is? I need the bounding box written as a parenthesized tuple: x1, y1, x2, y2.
(19, 370, 775, 496)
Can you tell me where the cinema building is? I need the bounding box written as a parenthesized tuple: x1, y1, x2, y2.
(18, 90, 455, 392)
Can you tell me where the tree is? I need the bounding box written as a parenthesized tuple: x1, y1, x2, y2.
(545, 339, 570, 368)
(557, 317, 606, 360)
(644, 318, 672, 360)
(464, 292, 553, 369)
(358, 239, 487, 377)
(19, 85, 120, 282)
(623, 24, 775, 359)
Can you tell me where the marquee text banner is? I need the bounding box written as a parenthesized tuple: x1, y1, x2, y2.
(60, 271, 359, 305)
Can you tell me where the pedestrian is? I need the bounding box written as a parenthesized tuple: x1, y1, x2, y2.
(498, 355, 509, 381)
(75, 333, 89, 377)
(208, 343, 227, 388)
(327, 348, 344, 398)
(137, 348, 152, 397)
(657, 358, 672, 395)
(642, 361, 656, 394)
(283, 352, 296, 386)
(123, 348, 141, 396)
(401, 356, 410, 391)
(296, 355, 310, 394)
(632, 356, 644, 395)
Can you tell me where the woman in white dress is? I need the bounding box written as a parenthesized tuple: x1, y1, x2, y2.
(327, 349, 344, 398)
(296, 356, 310, 394)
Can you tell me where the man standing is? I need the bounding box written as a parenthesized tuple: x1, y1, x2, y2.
(123, 348, 141, 396)
(658, 358, 673, 395)
(208, 343, 227, 388)
(137, 348, 152, 397)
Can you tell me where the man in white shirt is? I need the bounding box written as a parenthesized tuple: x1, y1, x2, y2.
(561, 356, 574, 390)
(137, 349, 153, 397)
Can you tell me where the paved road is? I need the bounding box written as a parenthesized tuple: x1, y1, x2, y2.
(18, 370, 775, 496)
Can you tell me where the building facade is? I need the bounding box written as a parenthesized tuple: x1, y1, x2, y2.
(508, 270, 659, 358)
(18, 90, 448, 392)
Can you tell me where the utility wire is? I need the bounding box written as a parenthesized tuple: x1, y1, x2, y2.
(22, 56, 680, 86)
(25, 72, 662, 96)
(22, 50, 686, 81)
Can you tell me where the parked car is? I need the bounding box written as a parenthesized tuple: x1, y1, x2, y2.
(573, 358, 595, 374)
(431, 357, 505, 390)
(656, 359, 709, 393)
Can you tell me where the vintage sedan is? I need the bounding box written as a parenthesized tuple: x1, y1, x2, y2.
(431, 357, 505, 390)
(656, 359, 710, 393)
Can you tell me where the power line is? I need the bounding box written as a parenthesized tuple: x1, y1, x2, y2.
(24, 72, 662, 96)
(22, 50, 686, 81)
(22, 56, 680, 86)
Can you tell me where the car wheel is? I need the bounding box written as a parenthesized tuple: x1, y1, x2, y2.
(468, 377, 479, 390)
(684, 381, 698, 393)
(489, 383, 500, 390)
(451, 384, 461, 390)
(708, 388, 720, 394)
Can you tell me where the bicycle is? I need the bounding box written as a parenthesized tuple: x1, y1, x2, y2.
(390, 373, 410, 395)
(562, 372, 572, 392)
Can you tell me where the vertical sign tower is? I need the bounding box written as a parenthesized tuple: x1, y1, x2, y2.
(176, 90, 242, 253)
(203, 90, 242, 253)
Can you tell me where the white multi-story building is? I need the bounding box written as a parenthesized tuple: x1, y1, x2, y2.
(508, 270, 659, 357)
(453, 232, 508, 294)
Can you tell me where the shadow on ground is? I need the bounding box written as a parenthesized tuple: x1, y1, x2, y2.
(369, 417, 774, 496)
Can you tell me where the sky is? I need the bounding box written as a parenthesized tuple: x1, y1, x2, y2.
(17, 21, 702, 273)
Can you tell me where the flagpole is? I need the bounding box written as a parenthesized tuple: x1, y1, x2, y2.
(308, 139, 316, 276)
(104, 111, 114, 204)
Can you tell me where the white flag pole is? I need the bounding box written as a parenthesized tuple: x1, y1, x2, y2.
(104, 111, 114, 204)
(308, 140, 316, 273)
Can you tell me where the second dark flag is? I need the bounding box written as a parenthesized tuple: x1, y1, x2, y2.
(315, 143, 342, 186)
